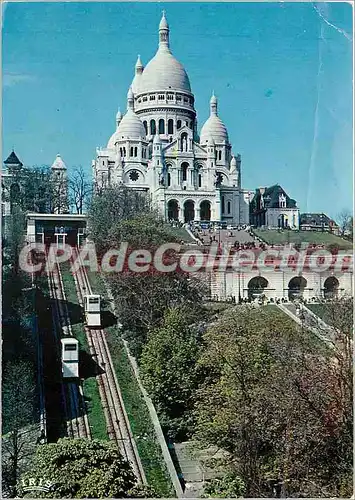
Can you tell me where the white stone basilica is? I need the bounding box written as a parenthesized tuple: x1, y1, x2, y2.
(93, 13, 252, 224)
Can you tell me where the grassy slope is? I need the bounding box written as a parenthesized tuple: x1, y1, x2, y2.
(168, 225, 195, 243)
(60, 262, 108, 441)
(254, 229, 352, 249)
(87, 270, 175, 497)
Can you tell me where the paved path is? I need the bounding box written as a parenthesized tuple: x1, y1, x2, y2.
(193, 228, 258, 246)
(277, 302, 335, 347)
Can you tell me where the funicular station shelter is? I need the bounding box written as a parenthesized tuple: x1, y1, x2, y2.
(26, 213, 87, 247)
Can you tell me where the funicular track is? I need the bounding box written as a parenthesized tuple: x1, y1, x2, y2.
(70, 246, 146, 484)
(47, 258, 91, 439)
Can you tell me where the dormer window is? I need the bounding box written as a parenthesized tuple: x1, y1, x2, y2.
(279, 194, 286, 208)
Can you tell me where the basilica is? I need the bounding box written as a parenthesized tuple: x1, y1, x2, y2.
(92, 12, 253, 224)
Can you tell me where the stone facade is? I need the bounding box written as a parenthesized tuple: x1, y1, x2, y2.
(250, 185, 300, 229)
(93, 13, 252, 225)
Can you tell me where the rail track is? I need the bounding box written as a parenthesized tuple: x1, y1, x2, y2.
(70, 247, 146, 484)
(47, 261, 91, 439)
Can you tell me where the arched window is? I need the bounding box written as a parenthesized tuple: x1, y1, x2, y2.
(181, 162, 188, 182)
(227, 201, 231, 214)
(143, 121, 148, 135)
(177, 120, 182, 130)
(150, 120, 156, 135)
(159, 119, 165, 134)
(222, 196, 225, 214)
(219, 151, 222, 161)
(123, 147, 126, 156)
(134, 147, 138, 157)
(130, 147, 133, 157)
(168, 119, 174, 134)
(168, 173, 171, 187)
(198, 174, 202, 188)
(120, 148, 123, 156)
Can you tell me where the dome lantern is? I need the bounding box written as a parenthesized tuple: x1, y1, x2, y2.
(135, 13, 192, 95)
(159, 11, 170, 51)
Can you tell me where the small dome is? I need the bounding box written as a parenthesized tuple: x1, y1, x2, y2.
(159, 11, 169, 30)
(115, 111, 146, 141)
(200, 93, 229, 144)
(51, 154, 67, 170)
(200, 116, 229, 144)
(108, 89, 145, 146)
(230, 155, 237, 171)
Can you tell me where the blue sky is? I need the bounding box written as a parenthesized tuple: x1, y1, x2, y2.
(2, 2, 353, 218)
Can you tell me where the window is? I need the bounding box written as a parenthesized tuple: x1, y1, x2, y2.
(167, 93, 173, 100)
(130, 147, 133, 157)
(222, 196, 225, 214)
(158, 94, 164, 100)
(177, 120, 182, 130)
(182, 162, 188, 182)
(227, 201, 231, 214)
(183, 97, 188, 103)
(150, 120, 156, 135)
(143, 96, 148, 102)
(129, 170, 139, 181)
(168, 119, 174, 134)
(176, 95, 182, 101)
(198, 174, 202, 187)
(64, 344, 77, 351)
(123, 147, 126, 156)
(168, 173, 171, 186)
(134, 147, 138, 157)
(89, 297, 99, 304)
(159, 119, 165, 134)
(143, 121, 148, 135)
(150, 95, 156, 100)
(219, 151, 222, 161)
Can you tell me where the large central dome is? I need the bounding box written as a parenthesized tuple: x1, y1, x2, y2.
(137, 12, 191, 95)
(139, 51, 191, 94)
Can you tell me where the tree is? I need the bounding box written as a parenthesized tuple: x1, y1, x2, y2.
(2, 361, 37, 497)
(88, 185, 207, 356)
(194, 305, 352, 497)
(18, 438, 138, 498)
(69, 166, 92, 214)
(337, 209, 353, 239)
(88, 185, 150, 255)
(5, 205, 26, 274)
(2, 165, 54, 214)
(140, 308, 202, 439)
